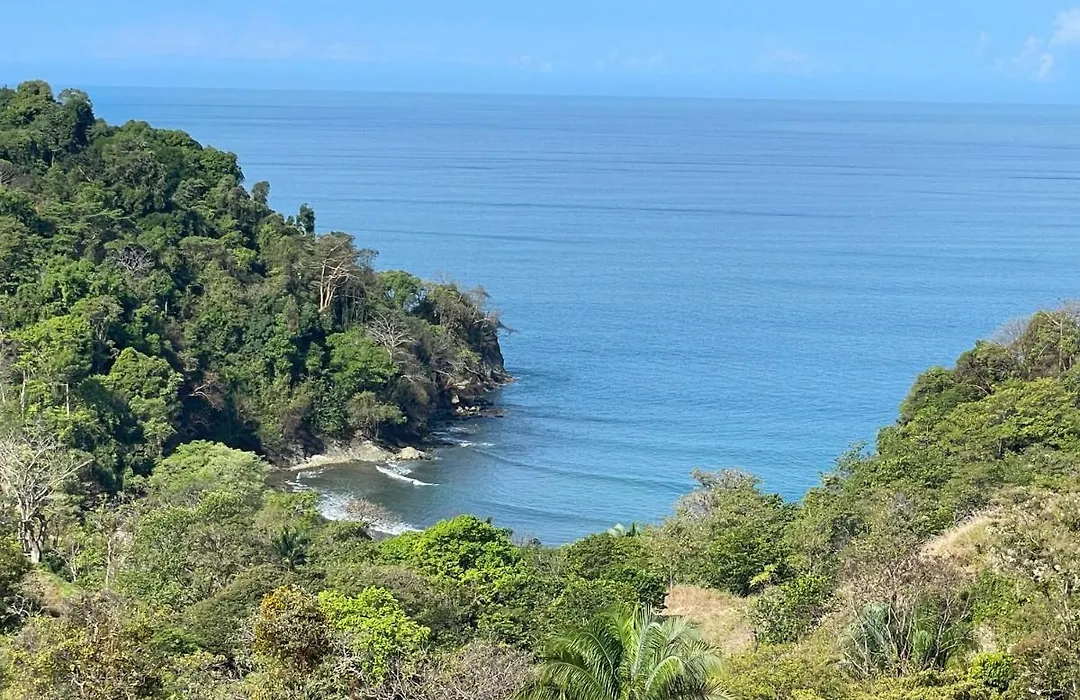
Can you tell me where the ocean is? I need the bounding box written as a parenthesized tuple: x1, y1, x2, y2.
(92, 88, 1080, 543)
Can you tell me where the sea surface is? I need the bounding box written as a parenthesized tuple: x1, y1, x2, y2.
(92, 88, 1080, 543)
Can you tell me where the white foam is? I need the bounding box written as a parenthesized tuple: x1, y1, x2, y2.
(376, 462, 437, 487)
(369, 519, 422, 535)
(442, 437, 495, 448)
(317, 493, 420, 535)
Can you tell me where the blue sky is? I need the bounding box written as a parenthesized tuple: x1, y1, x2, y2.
(7, 1, 1080, 102)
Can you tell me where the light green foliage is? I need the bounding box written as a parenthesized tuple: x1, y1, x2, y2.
(854, 671, 1002, 700)
(520, 605, 732, 700)
(9, 313, 93, 408)
(719, 643, 851, 700)
(121, 490, 269, 609)
(967, 652, 1014, 693)
(317, 587, 430, 680)
(990, 492, 1080, 698)
(160, 651, 247, 700)
(0, 595, 179, 700)
(345, 391, 405, 439)
(0, 536, 28, 629)
(327, 330, 397, 392)
(99, 348, 183, 466)
(378, 515, 521, 591)
(378, 270, 424, 313)
(148, 441, 268, 506)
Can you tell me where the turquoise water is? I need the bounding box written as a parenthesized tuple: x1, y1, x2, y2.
(93, 88, 1080, 543)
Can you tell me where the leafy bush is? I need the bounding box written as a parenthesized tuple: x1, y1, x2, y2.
(751, 574, 832, 644)
(317, 587, 430, 681)
(563, 533, 666, 606)
(651, 470, 793, 594)
(252, 586, 330, 669)
(377, 515, 520, 592)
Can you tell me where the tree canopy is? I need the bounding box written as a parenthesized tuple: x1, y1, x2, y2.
(0, 81, 506, 494)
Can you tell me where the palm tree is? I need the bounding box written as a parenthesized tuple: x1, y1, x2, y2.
(518, 605, 733, 700)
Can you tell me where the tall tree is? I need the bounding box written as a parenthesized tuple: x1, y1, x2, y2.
(519, 606, 731, 700)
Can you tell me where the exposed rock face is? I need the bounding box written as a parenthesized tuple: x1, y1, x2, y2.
(293, 441, 394, 469)
(396, 446, 430, 461)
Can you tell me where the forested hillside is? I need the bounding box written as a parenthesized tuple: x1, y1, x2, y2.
(0, 80, 506, 488)
(0, 81, 1079, 700)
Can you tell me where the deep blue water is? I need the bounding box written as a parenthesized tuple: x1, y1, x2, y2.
(92, 88, 1080, 543)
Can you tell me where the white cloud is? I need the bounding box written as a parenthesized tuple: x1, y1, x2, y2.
(1005, 36, 1057, 81)
(995, 9, 1080, 82)
(976, 32, 991, 59)
(1037, 51, 1057, 80)
(1052, 7, 1080, 45)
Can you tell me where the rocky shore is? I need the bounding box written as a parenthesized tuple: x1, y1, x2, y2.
(287, 381, 509, 472)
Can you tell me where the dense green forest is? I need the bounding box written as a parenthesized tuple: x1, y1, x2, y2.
(0, 80, 506, 488)
(1, 81, 1080, 700)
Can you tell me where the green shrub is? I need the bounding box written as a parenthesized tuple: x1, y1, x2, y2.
(842, 596, 972, 679)
(317, 587, 429, 681)
(563, 533, 666, 606)
(858, 671, 1000, 700)
(720, 643, 851, 700)
(751, 574, 833, 644)
(968, 652, 1014, 692)
(252, 586, 330, 669)
(377, 515, 520, 592)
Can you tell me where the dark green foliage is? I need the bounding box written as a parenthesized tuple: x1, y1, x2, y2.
(0, 81, 505, 491)
(651, 470, 794, 594)
(5, 79, 1080, 700)
(563, 533, 667, 607)
(750, 574, 832, 645)
(0, 536, 29, 629)
(183, 563, 292, 656)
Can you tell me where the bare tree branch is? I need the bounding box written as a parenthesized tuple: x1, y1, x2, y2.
(0, 424, 87, 564)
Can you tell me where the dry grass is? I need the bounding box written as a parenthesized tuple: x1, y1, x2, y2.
(665, 584, 755, 654)
(921, 512, 996, 570)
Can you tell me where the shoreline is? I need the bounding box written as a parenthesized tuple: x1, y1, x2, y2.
(282, 380, 511, 473)
(278, 377, 512, 536)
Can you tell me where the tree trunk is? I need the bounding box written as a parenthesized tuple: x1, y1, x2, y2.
(18, 516, 44, 564)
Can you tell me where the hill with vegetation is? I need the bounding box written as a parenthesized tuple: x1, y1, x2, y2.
(0, 82, 1079, 700)
(0, 80, 506, 488)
